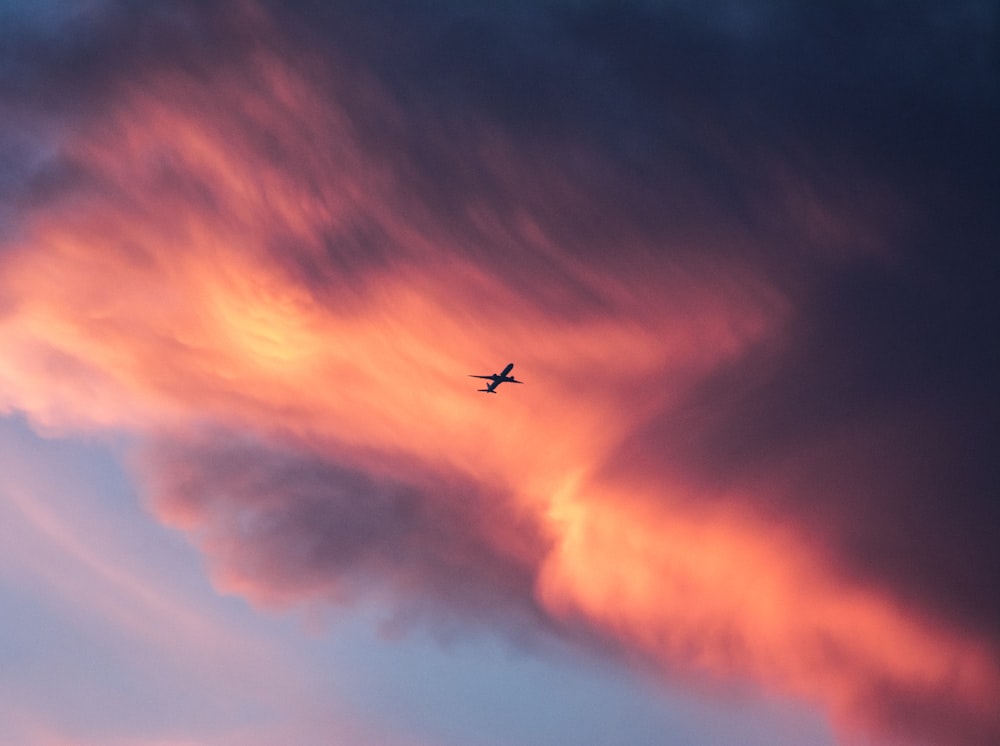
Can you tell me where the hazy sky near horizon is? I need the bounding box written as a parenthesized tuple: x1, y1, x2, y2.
(2, 2, 998, 745)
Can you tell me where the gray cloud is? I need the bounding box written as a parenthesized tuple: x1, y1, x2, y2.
(142, 431, 551, 639)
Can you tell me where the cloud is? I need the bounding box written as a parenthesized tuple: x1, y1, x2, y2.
(0, 417, 412, 746)
(143, 430, 550, 637)
(2, 1, 998, 743)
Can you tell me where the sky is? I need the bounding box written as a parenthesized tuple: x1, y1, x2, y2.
(0, 1, 998, 745)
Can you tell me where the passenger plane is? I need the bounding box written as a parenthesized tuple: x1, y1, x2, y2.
(469, 363, 523, 393)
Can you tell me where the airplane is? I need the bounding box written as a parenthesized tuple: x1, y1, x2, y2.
(469, 362, 523, 394)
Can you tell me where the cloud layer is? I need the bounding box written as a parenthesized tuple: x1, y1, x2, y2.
(3, 1, 999, 743)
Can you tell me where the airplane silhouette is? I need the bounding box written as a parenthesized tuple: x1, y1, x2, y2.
(469, 362, 523, 393)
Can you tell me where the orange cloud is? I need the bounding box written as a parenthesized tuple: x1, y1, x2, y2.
(538, 484, 1000, 742)
(1, 4, 997, 744)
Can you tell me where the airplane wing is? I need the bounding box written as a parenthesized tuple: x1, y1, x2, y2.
(468, 375, 496, 380)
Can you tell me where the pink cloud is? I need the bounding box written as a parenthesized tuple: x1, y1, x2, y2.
(1, 3, 997, 744)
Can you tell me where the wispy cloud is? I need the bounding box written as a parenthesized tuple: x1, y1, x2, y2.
(0, 418, 414, 746)
(2, 1, 998, 743)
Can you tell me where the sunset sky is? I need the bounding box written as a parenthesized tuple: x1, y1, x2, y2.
(1, 2, 998, 745)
